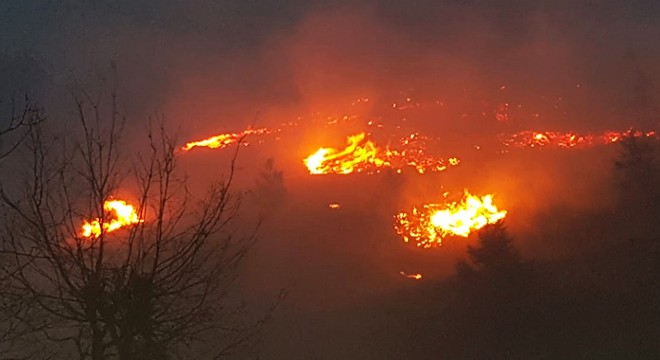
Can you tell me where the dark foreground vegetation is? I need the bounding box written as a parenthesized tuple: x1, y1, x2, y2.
(0, 97, 280, 359)
(356, 135, 660, 359)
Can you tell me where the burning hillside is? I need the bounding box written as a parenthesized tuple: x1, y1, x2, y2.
(395, 191, 507, 248)
(182, 127, 274, 151)
(503, 129, 657, 149)
(303, 132, 460, 174)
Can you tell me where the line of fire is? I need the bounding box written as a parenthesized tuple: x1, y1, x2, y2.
(111, 114, 654, 281)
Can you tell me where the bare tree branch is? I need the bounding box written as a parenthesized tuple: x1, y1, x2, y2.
(0, 93, 273, 359)
(0, 96, 43, 162)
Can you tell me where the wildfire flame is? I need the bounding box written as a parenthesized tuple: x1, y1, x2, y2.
(81, 200, 143, 238)
(503, 129, 656, 149)
(304, 132, 459, 174)
(304, 133, 387, 174)
(399, 271, 423, 280)
(395, 191, 507, 248)
(182, 127, 271, 151)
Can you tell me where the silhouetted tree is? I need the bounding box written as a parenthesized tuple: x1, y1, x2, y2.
(0, 96, 42, 161)
(0, 96, 45, 358)
(615, 134, 658, 194)
(613, 133, 660, 234)
(450, 222, 538, 359)
(0, 94, 270, 359)
(253, 157, 286, 212)
(456, 221, 531, 288)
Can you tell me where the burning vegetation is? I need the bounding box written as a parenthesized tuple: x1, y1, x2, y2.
(303, 132, 460, 175)
(399, 271, 423, 280)
(182, 127, 272, 151)
(395, 191, 507, 248)
(503, 129, 656, 149)
(304, 133, 387, 174)
(81, 199, 143, 238)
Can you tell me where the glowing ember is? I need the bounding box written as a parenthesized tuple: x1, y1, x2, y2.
(182, 127, 271, 151)
(394, 191, 507, 248)
(328, 203, 341, 209)
(399, 271, 423, 280)
(304, 132, 459, 174)
(81, 200, 143, 238)
(503, 129, 656, 149)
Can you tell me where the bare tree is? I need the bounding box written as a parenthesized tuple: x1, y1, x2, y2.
(0, 96, 42, 162)
(0, 96, 45, 358)
(0, 95, 269, 359)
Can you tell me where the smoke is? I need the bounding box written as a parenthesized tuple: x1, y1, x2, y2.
(2, 2, 660, 357)
(3, 1, 659, 128)
(3, 0, 655, 261)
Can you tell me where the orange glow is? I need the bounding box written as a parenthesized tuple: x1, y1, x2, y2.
(328, 203, 341, 209)
(399, 271, 423, 280)
(504, 129, 656, 148)
(81, 200, 143, 238)
(395, 190, 507, 248)
(182, 127, 270, 151)
(304, 132, 459, 175)
(304, 133, 387, 174)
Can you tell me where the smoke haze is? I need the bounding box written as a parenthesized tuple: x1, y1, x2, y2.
(1, 1, 660, 358)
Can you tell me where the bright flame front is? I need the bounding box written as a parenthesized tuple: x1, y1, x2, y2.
(395, 191, 507, 248)
(399, 271, 423, 280)
(304, 133, 387, 174)
(182, 127, 270, 151)
(304, 132, 459, 174)
(81, 200, 143, 238)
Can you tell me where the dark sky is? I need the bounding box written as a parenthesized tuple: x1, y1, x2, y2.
(2, 0, 660, 133)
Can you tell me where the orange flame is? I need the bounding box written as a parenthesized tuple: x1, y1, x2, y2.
(503, 129, 656, 148)
(395, 191, 507, 248)
(328, 203, 341, 209)
(304, 133, 387, 174)
(81, 200, 143, 238)
(182, 127, 270, 151)
(399, 271, 423, 280)
(304, 132, 459, 174)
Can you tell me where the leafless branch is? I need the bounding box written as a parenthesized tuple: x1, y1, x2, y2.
(0, 93, 271, 359)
